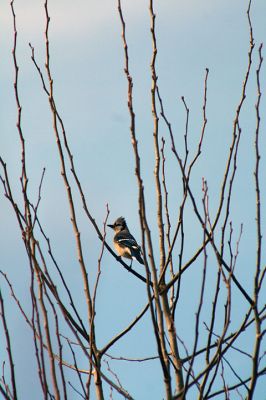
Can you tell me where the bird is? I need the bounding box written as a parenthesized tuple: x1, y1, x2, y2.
(107, 217, 144, 266)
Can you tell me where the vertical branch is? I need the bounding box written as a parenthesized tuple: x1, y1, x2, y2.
(183, 179, 209, 396)
(149, 5, 186, 390)
(10, 0, 33, 250)
(181, 97, 190, 173)
(175, 95, 190, 310)
(46, 295, 68, 400)
(0, 289, 17, 400)
(205, 270, 221, 364)
(10, 0, 29, 222)
(212, 0, 255, 233)
(88, 208, 109, 396)
(248, 42, 263, 399)
(187, 68, 209, 175)
(161, 138, 175, 308)
(174, 97, 189, 311)
(34, 259, 60, 399)
(91, 207, 109, 320)
(200, 266, 222, 395)
(253, 43, 263, 294)
(149, 0, 166, 271)
(30, 267, 50, 399)
(156, 88, 186, 282)
(149, 1, 186, 397)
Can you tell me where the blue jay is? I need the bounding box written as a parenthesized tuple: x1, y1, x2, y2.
(108, 217, 144, 266)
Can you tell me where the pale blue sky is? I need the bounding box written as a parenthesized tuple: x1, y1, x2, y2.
(1, 0, 266, 399)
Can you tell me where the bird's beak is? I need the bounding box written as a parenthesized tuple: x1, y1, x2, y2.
(107, 224, 114, 229)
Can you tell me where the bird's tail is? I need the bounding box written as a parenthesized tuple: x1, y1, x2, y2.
(133, 252, 144, 265)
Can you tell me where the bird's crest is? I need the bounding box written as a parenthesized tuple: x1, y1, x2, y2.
(114, 217, 126, 226)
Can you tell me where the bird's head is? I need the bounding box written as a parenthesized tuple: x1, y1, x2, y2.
(107, 217, 127, 232)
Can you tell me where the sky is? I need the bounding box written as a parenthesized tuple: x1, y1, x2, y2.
(0, 0, 266, 399)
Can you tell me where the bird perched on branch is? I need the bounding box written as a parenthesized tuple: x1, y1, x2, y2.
(108, 217, 144, 266)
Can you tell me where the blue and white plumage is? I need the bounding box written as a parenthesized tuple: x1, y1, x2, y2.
(108, 217, 144, 265)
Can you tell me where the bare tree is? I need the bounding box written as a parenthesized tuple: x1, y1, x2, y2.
(0, 0, 265, 399)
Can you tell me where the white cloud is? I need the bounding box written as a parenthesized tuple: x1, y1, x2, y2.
(0, 0, 147, 41)
(0, 0, 223, 43)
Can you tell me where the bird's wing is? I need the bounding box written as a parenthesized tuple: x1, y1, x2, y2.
(116, 237, 141, 250)
(115, 232, 144, 264)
